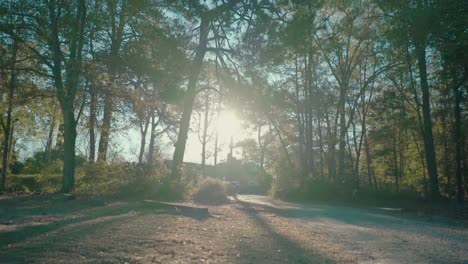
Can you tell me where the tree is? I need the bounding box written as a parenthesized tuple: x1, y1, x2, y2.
(377, 0, 441, 198)
(96, 0, 145, 161)
(0, 38, 19, 190)
(434, 0, 467, 203)
(1, 0, 87, 192)
(171, 0, 251, 179)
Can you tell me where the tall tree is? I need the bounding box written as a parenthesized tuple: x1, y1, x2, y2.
(0, 0, 88, 192)
(171, 0, 248, 179)
(377, 0, 441, 198)
(0, 38, 18, 190)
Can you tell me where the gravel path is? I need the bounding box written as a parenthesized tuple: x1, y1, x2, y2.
(236, 195, 468, 264)
(0, 194, 467, 263)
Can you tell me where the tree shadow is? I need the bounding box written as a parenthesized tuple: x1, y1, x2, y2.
(233, 200, 334, 264)
(0, 213, 136, 263)
(235, 196, 468, 245)
(0, 199, 210, 250)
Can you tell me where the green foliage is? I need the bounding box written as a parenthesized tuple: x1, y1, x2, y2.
(256, 170, 273, 194)
(269, 153, 303, 199)
(6, 175, 38, 193)
(191, 178, 229, 205)
(36, 174, 62, 193)
(75, 162, 162, 196)
(5, 173, 61, 193)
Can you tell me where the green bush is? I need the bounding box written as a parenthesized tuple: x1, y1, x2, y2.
(191, 178, 229, 205)
(36, 173, 62, 193)
(270, 157, 303, 199)
(6, 175, 38, 193)
(75, 162, 126, 194)
(75, 162, 158, 195)
(6, 173, 61, 193)
(75, 162, 186, 200)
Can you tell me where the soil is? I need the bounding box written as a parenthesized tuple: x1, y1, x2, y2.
(0, 194, 467, 263)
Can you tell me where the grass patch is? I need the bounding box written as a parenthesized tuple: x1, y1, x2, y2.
(191, 178, 229, 205)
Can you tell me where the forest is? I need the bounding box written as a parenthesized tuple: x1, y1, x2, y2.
(0, 0, 466, 207)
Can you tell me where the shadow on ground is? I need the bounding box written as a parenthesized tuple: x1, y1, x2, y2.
(236, 195, 467, 228)
(0, 195, 211, 263)
(233, 199, 333, 264)
(235, 195, 468, 250)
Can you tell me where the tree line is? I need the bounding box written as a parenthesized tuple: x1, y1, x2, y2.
(0, 0, 466, 203)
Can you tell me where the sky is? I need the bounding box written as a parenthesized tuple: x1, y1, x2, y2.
(79, 109, 251, 164)
(16, 107, 253, 165)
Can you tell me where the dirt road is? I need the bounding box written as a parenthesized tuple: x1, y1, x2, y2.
(235, 195, 468, 264)
(0, 194, 466, 263)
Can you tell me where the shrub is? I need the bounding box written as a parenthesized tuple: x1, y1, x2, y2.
(270, 157, 303, 199)
(6, 173, 61, 193)
(75, 162, 128, 194)
(6, 175, 38, 193)
(36, 173, 62, 193)
(191, 178, 229, 205)
(74, 162, 187, 200)
(75, 162, 161, 195)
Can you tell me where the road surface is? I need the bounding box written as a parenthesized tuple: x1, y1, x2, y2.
(235, 195, 468, 264)
(1, 194, 467, 263)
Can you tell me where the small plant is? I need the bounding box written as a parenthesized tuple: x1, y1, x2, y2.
(191, 178, 229, 205)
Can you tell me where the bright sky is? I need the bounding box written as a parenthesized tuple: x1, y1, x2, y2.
(17, 108, 253, 165)
(177, 109, 249, 164)
(102, 109, 251, 164)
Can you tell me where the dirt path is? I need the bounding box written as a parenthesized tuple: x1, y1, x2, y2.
(236, 195, 468, 264)
(0, 194, 466, 263)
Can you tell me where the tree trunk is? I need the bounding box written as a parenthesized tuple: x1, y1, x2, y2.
(213, 133, 218, 166)
(351, 119, 361, 188)
(61, 106, 77, 193)
(148, 114, 157, 165)
(364, 130, 375, 189)
(0, 90, 13, 191)
(258, 125, 265, 170)
(49, 0, 86, 193)
(325, 111, 336, 180)
(294, 55, 306, 178)
(171, 17, 210, 179)
(46, 103, 58, 163)
(0, 38, 18, 191)
(317, 115, 325, 179)
(98, 91, 112, 161)
(201, 91, 210, 176)
(138, 117, 150, 164)
(392, 131, 400, 191)
(453, 80, 464, 204)
(442, 118, 451, 195)
(411, 129, 428, 197)
(337, 82, 348, 182)
(414, 38, 439, 199)
(97, 1, 127, 162)
(88, 83, 97, 163)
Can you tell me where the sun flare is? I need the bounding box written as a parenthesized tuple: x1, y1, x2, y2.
(216, 110, 242, 141)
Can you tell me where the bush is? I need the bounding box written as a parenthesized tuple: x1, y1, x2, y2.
(75, 162, 167, 196)
(36, 173, 62, 193)
(270, 159, 303, 199)
(75, 162, 187, 201)
(6, 173, 61, 193)
(75, 162, 128, 194)
(191, 178, 229, 205)
(6, 175, 38, 193)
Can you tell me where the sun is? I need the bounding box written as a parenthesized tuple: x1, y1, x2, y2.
(216, 110, 242, 143)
